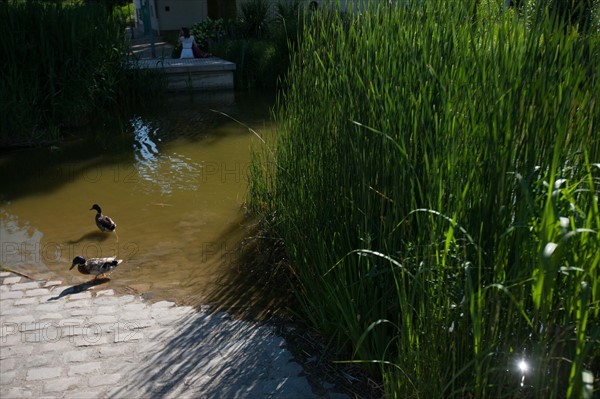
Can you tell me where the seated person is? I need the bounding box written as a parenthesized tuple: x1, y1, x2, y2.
(179, 27, 195, 59)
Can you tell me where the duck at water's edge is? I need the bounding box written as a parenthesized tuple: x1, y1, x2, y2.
(90, 204, 117, 232)
(70, 256, 122, 279)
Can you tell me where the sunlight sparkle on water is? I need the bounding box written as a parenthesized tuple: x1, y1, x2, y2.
(517, 359, 529, 388)
(518, 359, 529, 373)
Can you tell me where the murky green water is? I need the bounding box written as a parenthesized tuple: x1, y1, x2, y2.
(0, 91, 275, 307)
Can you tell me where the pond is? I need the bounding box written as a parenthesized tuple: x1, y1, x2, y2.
(0, 90, 277, 315)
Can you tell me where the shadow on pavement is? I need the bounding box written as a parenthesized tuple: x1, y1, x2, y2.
(47, 279, 109, 301)
(110, 308, 314, 398)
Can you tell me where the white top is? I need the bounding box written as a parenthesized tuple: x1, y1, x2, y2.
(180, 35, 195, 49)
(179, 35, 195, 59)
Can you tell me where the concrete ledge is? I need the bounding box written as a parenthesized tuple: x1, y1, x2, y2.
(131, 58, 236, 91)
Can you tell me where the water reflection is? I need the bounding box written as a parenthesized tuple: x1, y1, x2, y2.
(132, 116, 160, 163)
(132, 116, 207, 195)
(0, 209, 46, 270)
(0, 90, 277, 309)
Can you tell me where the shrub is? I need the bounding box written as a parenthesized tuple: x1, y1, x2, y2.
(239, 0, 272, 38)
(190, 17, 227, 50)
(212, 39, 278, 89)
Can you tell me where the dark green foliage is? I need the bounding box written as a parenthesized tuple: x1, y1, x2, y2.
(271, 0, 302, 69)
(190, 17, 227, 49)
(212, 39, 278, 89)
(545, 0, 598, 33)
(113, 2, 136, 29)
(248, 1, 599, 397)
(239, 0, 272, 38)
(0, 1, 164, 147)
(192, 0, 306, 90)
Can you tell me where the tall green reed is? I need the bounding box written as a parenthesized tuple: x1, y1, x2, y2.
(249, 0, 599, 397)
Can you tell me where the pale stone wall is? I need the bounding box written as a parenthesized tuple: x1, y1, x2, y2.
(150, 0, 397, 33)
(234, 0, 398, 16)
(156, 0, 208, 31)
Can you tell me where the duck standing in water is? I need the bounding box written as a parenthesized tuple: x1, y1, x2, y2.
(70, 256, 122, 279)
(90, 204, 116, 232)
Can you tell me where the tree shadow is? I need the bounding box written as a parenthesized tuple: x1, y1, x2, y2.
(109, 302, 315, 398)
(184, 215, 295, 322)
(192, 220, 383, 399)
(106, 227, 371, 398)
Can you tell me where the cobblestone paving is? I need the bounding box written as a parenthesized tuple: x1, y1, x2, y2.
(0, 272, 348, 398)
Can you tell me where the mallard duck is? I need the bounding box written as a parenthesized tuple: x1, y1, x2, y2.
(70, 256, 122, 279)
(90, 204, 116, 232)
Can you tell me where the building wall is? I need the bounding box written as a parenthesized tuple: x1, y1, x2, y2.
(132, 0, 166, 35)
(233, 1, 396, 15)
(155, 0, 207, 31)
(142, 0, 396, 34)
(132, 0, 140, 28)
(150, 0, 159, 33)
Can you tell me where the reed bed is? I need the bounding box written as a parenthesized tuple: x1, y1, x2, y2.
(0, 1, 164, 147)
(249, 1, 599, 397)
